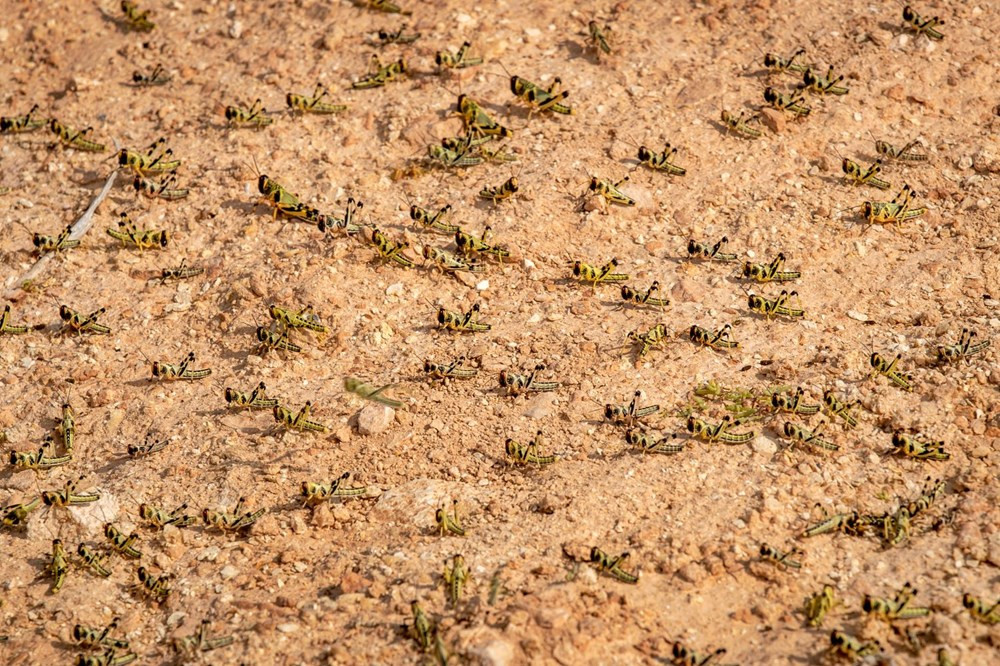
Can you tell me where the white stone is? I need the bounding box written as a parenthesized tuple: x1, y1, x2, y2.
(752, 435, 778, 455)
(578, 565, 598, 585)
(373, 478, 455, 529)
(71, 491, 119, 531)
(470, 639, 515, 666)
(198, 546, 220, 562)
(357, 403, 394, 435)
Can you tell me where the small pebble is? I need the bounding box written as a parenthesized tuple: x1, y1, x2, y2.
(357, 403, 395, 435)
(759, 108, 785, 133)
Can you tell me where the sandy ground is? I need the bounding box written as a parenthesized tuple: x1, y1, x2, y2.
(1, 0, 999, 664)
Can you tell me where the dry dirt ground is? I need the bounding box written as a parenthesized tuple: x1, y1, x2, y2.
(1, 0, 999, 664)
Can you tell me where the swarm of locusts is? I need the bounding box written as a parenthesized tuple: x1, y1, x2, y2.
(1, 1, 994, 664)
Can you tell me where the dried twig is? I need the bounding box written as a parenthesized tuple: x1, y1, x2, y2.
(4, 140, 120, 300)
